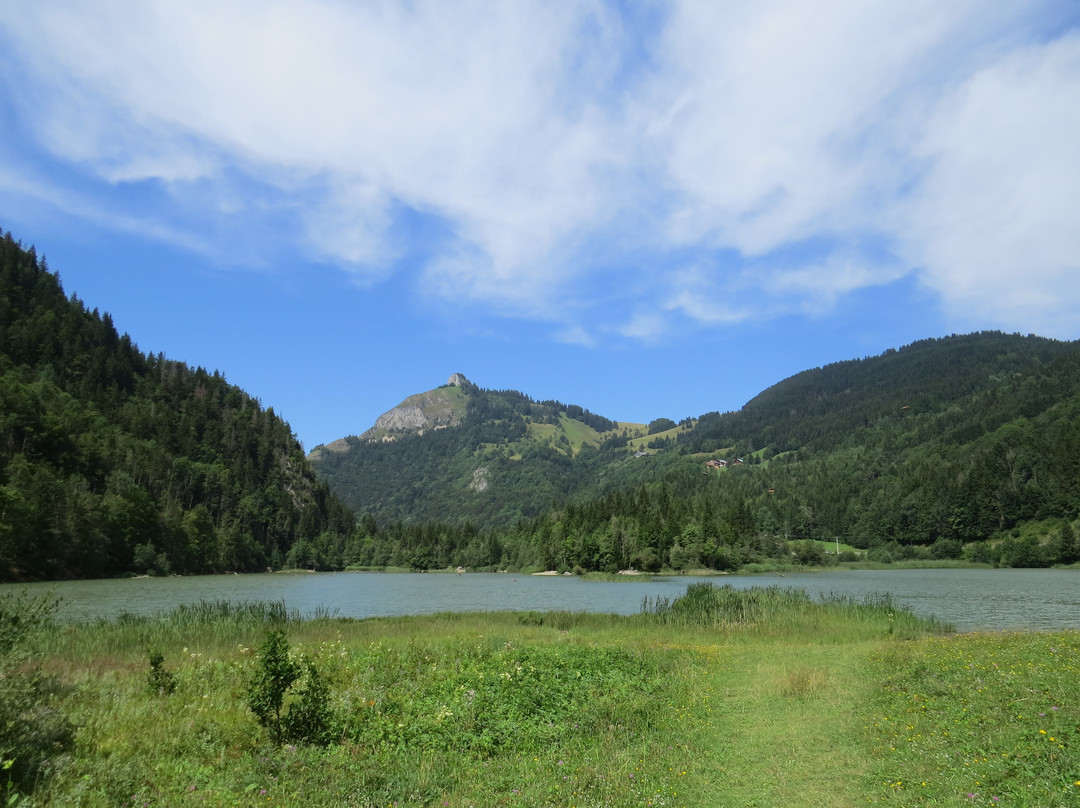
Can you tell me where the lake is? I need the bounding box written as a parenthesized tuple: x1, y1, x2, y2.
(3, 568, 1079, 632)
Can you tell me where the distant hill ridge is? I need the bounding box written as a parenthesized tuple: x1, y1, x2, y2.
(8, 227, 1077, 579)
(309, 331, 1080, 562)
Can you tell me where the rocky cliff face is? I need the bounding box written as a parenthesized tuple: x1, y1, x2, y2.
(365, 388, 463, 436)
(308, 375, 470, 460)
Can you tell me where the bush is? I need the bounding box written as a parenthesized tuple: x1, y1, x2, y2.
(998, 536, 1050, 568)
(146, 649, 177, 696)
(929, 537, 963, 559)
(647, 417, 676, 435)
(247, 630, 333, 745)
(132, 542, 171, 576)
(963, 541, 994, 564)
(284, 661, 334, 746)
(0, 592, 74, 796)
(793, 541, 826, 566)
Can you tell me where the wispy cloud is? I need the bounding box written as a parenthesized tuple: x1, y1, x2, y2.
(898, 30, 1080, 335)
(1, 0, 1077, 340)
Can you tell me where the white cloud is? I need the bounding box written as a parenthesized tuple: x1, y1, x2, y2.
(617, 310, 669, 342)
(766, 255, 910, 315)
(1, 0, 1078, 340)
(899, 31, 1080, 337)
(552, 324, 597, 348)
(646, 1, 970, 252)
(660, 264, 758, 327)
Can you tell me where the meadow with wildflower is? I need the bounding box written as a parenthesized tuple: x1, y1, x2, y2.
(2, 585, 1078, 807)
(868, 631, 1080, 806)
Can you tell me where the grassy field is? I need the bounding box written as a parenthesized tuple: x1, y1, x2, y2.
(3, 587, 1078, 807)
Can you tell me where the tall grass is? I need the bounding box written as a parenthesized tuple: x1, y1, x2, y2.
(17, 588, 1059, 807)
(642, 582, 953, 638)
(39, 599, 315, 659)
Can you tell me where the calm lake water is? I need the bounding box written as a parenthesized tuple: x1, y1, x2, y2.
(3, 568, 1079, 632)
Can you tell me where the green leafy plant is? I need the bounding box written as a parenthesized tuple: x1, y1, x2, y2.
(0, 592, 73, 797)
(145, 648, 176, 696)
(284, 661, 334, 746)
(247, 630, 299, 743)
(247, 630, 332, 745)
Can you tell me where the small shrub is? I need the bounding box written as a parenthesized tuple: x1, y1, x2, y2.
(283, 661, 334, 746)
(247, 630, 333, 745)
(248, 630, 300, 743)
(0, 592, 74, 796)
(146, 649, 177, 696)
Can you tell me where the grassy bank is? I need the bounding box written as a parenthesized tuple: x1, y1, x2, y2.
(3, 587, 1078, 806)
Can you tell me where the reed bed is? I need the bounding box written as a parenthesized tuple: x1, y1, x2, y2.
(642, 582, 953, 638)
(37, 599, 329, 660)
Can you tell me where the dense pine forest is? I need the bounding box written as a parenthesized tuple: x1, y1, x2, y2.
(310, 334, 1080, 573)
(0, 232, 353, 581)
(4, 229, 1079, 581)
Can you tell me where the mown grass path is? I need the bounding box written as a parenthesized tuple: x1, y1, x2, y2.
(683, 639, 882, 807)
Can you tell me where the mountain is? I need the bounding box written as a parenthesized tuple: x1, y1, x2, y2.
(309, 373, 470, 461)
(7, 222, 1076, 579)
(308, 374, 644, 531)
(313, 332, 1080, 573)
(0, 232, 354, 581)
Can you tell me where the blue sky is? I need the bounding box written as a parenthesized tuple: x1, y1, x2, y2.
(2, 1, 1078, 451)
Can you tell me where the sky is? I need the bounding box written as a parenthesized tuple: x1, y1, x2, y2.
(2, 1, 1079, 452)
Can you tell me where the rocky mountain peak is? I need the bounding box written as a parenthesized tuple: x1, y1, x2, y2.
(308, 377, 472, 460)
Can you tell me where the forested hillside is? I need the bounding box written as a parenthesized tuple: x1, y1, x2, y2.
(0, 232, 353, 581)
(309, 379, 633, 530)
(5, 226, 1077, 580)
(310, 332, 1080, 573)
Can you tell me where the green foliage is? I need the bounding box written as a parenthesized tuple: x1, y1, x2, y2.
(341, 639, 660, 757)
(309, 382, 641, 534)
(14, 598, 969, 806)
(145, 648, 177, 696)
(647, 417, 677, 435)
(7, 227, 1080, 582)
(0, 231, 354, 581)
(319, 332, 1080, 576)
(869, 631, 1080, 804)
(247, 629, 333, 746)
(283, 660, 334, 746)
(0, 592, 73, 796)
(132, 542, 171, 576)
(642, 582, 951, 637)
(247, 630, 300, 743)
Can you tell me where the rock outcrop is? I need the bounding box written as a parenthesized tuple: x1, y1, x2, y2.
(308, 375, 471, 460)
